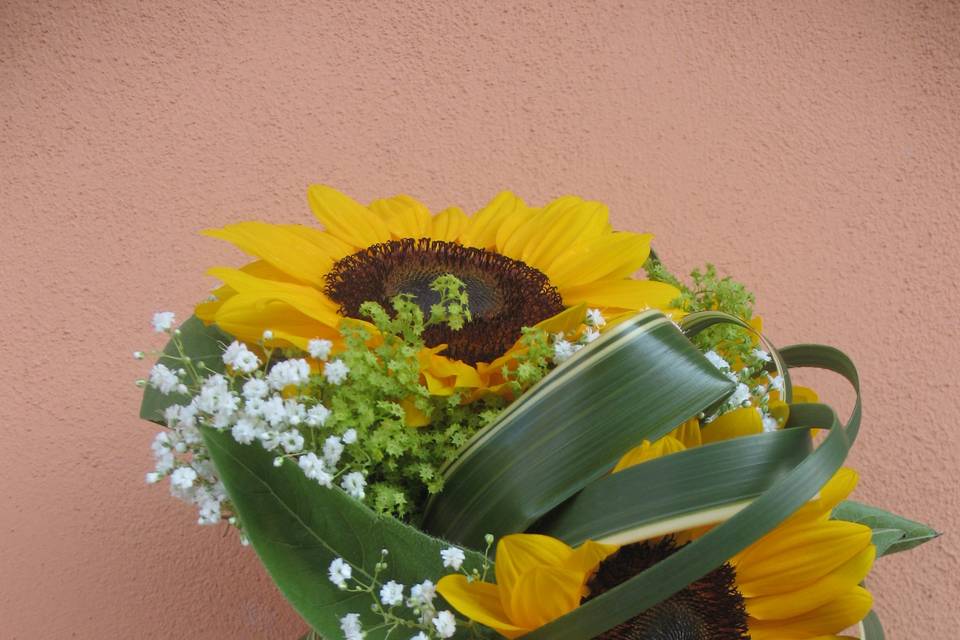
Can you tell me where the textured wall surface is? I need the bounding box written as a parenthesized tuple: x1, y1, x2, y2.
(2, 1, 959, 637)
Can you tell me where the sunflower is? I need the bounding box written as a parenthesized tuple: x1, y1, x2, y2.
(438, 471, 873, 640)
(436, 533, 618, 639)
(197, 185, 679, 395)
(615, 435, 875, 640)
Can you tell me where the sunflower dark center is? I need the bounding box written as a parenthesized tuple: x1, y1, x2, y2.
(586, 538, 749, 640)
(323, 238, 564, 365)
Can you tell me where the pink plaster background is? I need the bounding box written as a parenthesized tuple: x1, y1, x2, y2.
(2, 1, 959, 637)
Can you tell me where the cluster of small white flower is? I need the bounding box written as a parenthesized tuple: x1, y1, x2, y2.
(141, 313, 365, 528)
(551, 308, 606, 365)
(703, 348, 784, 432)
(330, 546, 469, 640)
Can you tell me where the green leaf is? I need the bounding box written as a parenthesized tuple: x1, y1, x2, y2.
(832, 500, 940, 557)
(534, 428, 812, 546)
(201, 427, 492, 640)
(421, 311, 734, 548)
(139, 316, 230, 424)
(522, 344, 862, 639)
(862, 609, 886, 640)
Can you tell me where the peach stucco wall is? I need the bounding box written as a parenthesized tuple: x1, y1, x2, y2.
(3, 1, 959, 637)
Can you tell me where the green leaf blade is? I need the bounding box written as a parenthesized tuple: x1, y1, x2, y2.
(201, 427, 490, 640)
(832, 500, 940, 557)
(422, 311, 735, 548)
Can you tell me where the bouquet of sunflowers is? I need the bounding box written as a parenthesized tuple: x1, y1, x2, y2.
(137, 186, 938, 640)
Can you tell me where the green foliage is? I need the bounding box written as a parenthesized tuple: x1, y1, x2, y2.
(318, 275, 553, 523)
(832, 500, 940, 557)
(428, 273, 473, 330)
(201, 427, 495, 640)
(646, 258, 757, 363)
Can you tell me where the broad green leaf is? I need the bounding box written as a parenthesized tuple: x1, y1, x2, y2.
(421, 310, 734, 548)
(534, 428, 811, 546)
(832, 500, 940, 557)
(522, 344, 862, 639)
(139, 315, 230, 424)
(202, 427, 493, 640)
(862, 609, 885, 640)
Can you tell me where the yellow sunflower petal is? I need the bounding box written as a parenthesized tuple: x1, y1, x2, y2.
(561, 279, 680, 313)
(747, 587, 872, 639)
(517, 198, 612, 271)
(278, 224, 353, 261)
(670, 418, 702, 448)
(496, 207, 540, 255)
(506, 565, 584, 629)
(613, 436, 687, 473)
(436, 575, 527, 639)
(212, 294, 338, 349)
(784, 468, 859, 526)
(565, 540, 619, 579)
(546, 233, 652, 289)
(369, 193, 432, 239)
(418, 348, 484, 392)
(429, 206, 470, 242)
(206, 267, 341, 326)
(746, 545, 875, 620)
(203, 222, 337, 283)
(734, 522, 873, 597)
(461, 191, 529, 250)
(494, 534, 574, 597)
(700, 407, 763, 445)
(307, 184, 390, 248)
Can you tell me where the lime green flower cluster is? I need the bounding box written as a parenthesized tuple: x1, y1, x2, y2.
(324, 276, 548, 522)
(646, 258, 757, 362)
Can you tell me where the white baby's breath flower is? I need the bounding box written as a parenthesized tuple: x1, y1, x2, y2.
(379, 580, 404, 606)
(148, 363, 180, 395)
(152, 311, 176, 333)
(222, 340, 261, 373)
(298, 453, 333, 487)
(280, 430, 305, 453)
(267, 359, 311, 390)
(308, 338, 333, 360)
(133, 351, 145, 360)
(341, 428, 358, 444)
(262, 329, 274, 341)
(341, 472, 366, 500)
(260, 395, 288, 427)
(242, 378, 269, 401)
(583, 327, 601, 343)
(323, 359, 350, 385)
(323, 436, 344, 467)
(409, 634, 429, 640)
(283, 399, 306, 426)
(409, 580, 436, 607)
(729, 383, 751, 407)
(231, 417, 261, 445)
(762, 413, 779, 433)
(432, 610, 457, 638)
(339, 613, 364, 640)
(145, 472, 161, 484)
(328, 557, 352, 589)
(305, 404, 331, 427)
(704, 350, 730, 371)
(440, 547, 465, 570)
(170, 466, 197, 490)
(768, 374, 785, 393)
(752, 348, 772, 363)
(552, 339, 576, 364)
(586, 308, 606, 327)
